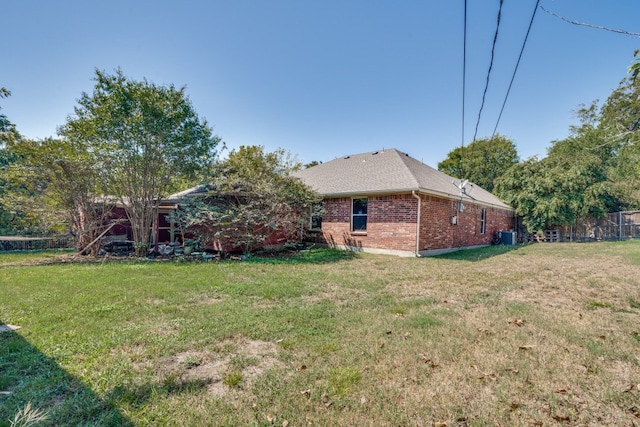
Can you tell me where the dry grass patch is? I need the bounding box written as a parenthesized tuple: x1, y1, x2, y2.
(279, 243, 640, 426)
(159, 337, 282, 397)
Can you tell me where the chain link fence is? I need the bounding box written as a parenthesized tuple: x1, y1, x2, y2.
(0, 236, 76, 251)
(516, 211, 640, 243)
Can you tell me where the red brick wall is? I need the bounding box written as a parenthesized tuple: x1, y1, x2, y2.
(418, 195, 514, 251)
(318, 193, 514, 254)
(321, 195, 418, 252)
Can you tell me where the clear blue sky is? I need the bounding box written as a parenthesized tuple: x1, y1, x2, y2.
(2, 0, 638, 168)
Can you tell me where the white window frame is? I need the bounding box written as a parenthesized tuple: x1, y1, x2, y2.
(480, 208, 486, 234)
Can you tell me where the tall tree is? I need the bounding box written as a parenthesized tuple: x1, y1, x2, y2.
(60, 69, 221, 255)
(599, 74, 640, 207)
(496, 58, 640, 232)
(495, 131, 621, 233)
(437, 134, 519, 192)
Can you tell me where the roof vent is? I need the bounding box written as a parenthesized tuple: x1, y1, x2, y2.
(372, 151, 379, 155)
(343, 156, 350, 159)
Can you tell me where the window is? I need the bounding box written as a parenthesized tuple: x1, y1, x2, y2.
(480, 208, 486, 234)
(352, 198, 368, 232)
(310, 202, 323, 230)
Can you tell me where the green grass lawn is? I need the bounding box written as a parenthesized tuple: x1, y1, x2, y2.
(1, 242, 640, 426)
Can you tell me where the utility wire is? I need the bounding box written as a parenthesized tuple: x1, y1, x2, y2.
(541, 6, 640, 37)
(473, 0, 505, 143)
(461, 0, 468, 177)
(492, 0, 540, 137)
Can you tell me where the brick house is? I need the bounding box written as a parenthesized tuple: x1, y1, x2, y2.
(293, 148, 514, 257)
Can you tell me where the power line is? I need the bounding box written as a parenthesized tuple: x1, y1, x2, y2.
(541, 6, 640, 37)
(461, 0, 467, 177)
(492, 0, 540, 137)
(473, 0, 505, 143)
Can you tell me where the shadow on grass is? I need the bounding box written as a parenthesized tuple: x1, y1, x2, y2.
(0, 327, 132, 427)
(108, 376, 212, 409)
(247, 248, 359, 265)
(433, 244, 520, 262)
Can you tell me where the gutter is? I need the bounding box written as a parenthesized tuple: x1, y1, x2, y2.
(412, 191, 421, 257)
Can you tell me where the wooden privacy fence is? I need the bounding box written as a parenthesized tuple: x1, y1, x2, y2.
(0, 236, 75, 251)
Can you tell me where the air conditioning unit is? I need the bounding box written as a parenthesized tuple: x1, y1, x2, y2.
(499, 231, 517, 245)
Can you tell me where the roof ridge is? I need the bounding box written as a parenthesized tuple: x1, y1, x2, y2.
(390, 149, 422, 189)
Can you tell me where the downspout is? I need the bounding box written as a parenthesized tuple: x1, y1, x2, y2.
(412, 191, 421, 257)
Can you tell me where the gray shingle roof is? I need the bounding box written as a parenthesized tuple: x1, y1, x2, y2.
(293, 148, 511, 210)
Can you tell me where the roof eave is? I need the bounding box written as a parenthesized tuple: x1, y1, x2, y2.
(417, 187, 513, 210)
(317, 187, 513, 211)
(319, 187, 421, 198)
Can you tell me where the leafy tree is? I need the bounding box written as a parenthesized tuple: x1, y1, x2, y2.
(494, 158, 545, 232)
(0, 87, 20, 147)
(437, 134, 519, 192)
(496, 59, 640, 232)
(629, 49, 640, 80)
(60, 69, 221, 255)
(0, 146, 52, 236)
(598, 75, 640, 207)
(599, 76, 640, 147)
(0, 148, 31, 235)
(495, 132, 620, 233)
(0, 87, 29, 234)
(176, 146, 320, 256)
(4, 138, 117, 254)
